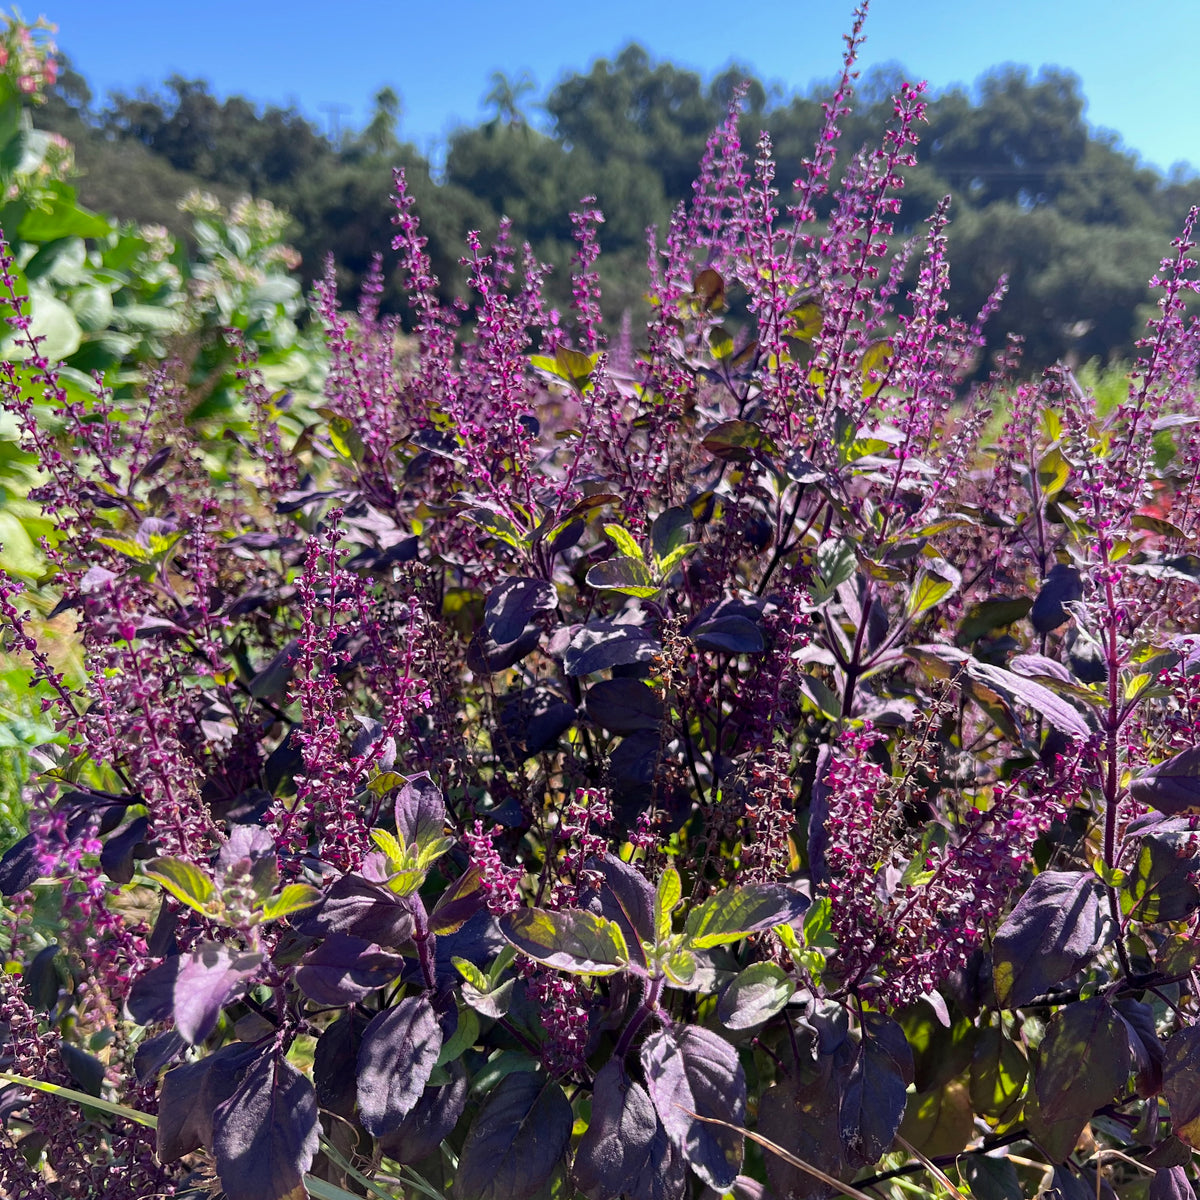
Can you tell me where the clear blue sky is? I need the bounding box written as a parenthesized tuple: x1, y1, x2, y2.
(35, 0, 1200, 176)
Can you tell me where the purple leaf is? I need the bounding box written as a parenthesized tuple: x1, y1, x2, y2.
(1116, 999, 1164, 1098)
(1150, 1167, 1195, 1200)
(357, 994, 441, 1135)
(586, 678, 664, 733)
(157, 1041, 261, 1163)
(583, 853, 657, 962)
(499, 907, 629, 975)
(294, 933, 404, 1005)
(838, 1030, 908, 1167)
(292, 872, 414, 947)
(394, 774, 446, 847)
(642, 1023, 746, 1190)
(311, 1010, 369, 1121)
(1129, 746, 1200, 817)
(1030, 564, 1082, 633)
(430, 864, 487, 935)
(992, 871, 1110, 1006)
(127, 943, 263, 1044)
(453, 1070, 572, 1200)
(0, 834, 42, 896)
(1163, 1025, 1200, 1148)
(134, 1029, 185, 1083)
(377, 1058, 469, 1165)
(484, 576, 557, 644)
(574, 1060, 685, 1200)
(563, 621, 660, 676)
(212, 1053, 319, 1200)
(758, 1073, 846, 1200)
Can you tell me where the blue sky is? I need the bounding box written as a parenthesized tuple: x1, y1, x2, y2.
(35, 0, 1200, 176)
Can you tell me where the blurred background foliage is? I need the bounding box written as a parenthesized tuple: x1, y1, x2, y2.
(35, 41, 1199, 367)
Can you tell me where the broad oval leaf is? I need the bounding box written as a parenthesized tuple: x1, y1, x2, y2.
(839, 1030, 909, 1167)
(430, 863, 486, 935)
(691, 615, 765, 654)
(1129, 746, 1200, 816)
(583, 854, 656, 966)
(144, 857, 218, 918)
(1150, 1167, 1195, 1200)
(969, 1027, 1028, 1118)
(357, 994, 442, 1136)
(641, 1023, 746, 1190)
(484, 576, 557, 645)
(294, 933, 404, 1005)
(992, 871, 1110, 1007)
(1122, 826, 1200, 922)
(1035, 997, 1130, 1124)
(1029, 564, 1082, 633)
(212, 1054, 319, 1200)
(586, 678, 663, 733)
(258, 883, 321, 922)
(718, 962, 794, 1030)
(499, 907, 629, 975)
(702, 419, 775, 463)
(904, 563, 961, 622)
(586, 556, 660, 599)
(395, 774, 447, 849)
(127, 944, 262, 1044)
(573, 1060, 661, 1200)
(378, 1058, 469, 1166)
(683, 883, 808, 950)
(453, 1071, 572, 1200)
(758, 1072, 845, 1199)
(564, 621, 660, 676)
(293, 872, 414, 947)
(1163, 1026, 1200, 1148)
(157, 1042, 261, 1163)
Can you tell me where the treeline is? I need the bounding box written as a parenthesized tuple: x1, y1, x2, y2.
(41, 47, 1198, 366)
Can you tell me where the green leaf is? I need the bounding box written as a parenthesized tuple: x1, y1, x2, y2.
(708, 325, 735, 362)
(531, 346, 597, 392)
(585, 556, 660, 598)
(498, 908, 629, 975)
(650, 506, 691, 560)
(811, 538, 856, 602)
(602, 523, 643, 561)
(661, 947, 697, 987)
(17, 184, 112, 241)
(1036, 996, 1129, 1124)
(144, 857, 221, 919)
(701, 419, 776, 463)
(655, 540, 698, 577)
(1036, 446, 1070, 500)
(94, 535, 150, 563)
(258, 884, 322, 923)
(718, 962, 794, 1030)
(459, 507, 527, 552)
(436, 1005, 480, 1067)
(370, 827, 407, 865)
(0, 1070, 157, 1128)
(956, 596, 1032, 644)
(683, 883, 808, 949)
(655, 866, 682, 944)
(859, 339, 894, 397)
(969, 1027, 1028, 1118)
(452, 957, 490, 991)
(904, 562, 961, 622)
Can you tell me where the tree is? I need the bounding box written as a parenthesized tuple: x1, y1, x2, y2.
(483, 69, 535, 127)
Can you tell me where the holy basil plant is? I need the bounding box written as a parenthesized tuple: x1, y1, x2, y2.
(2, 6, 1200, 1200)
